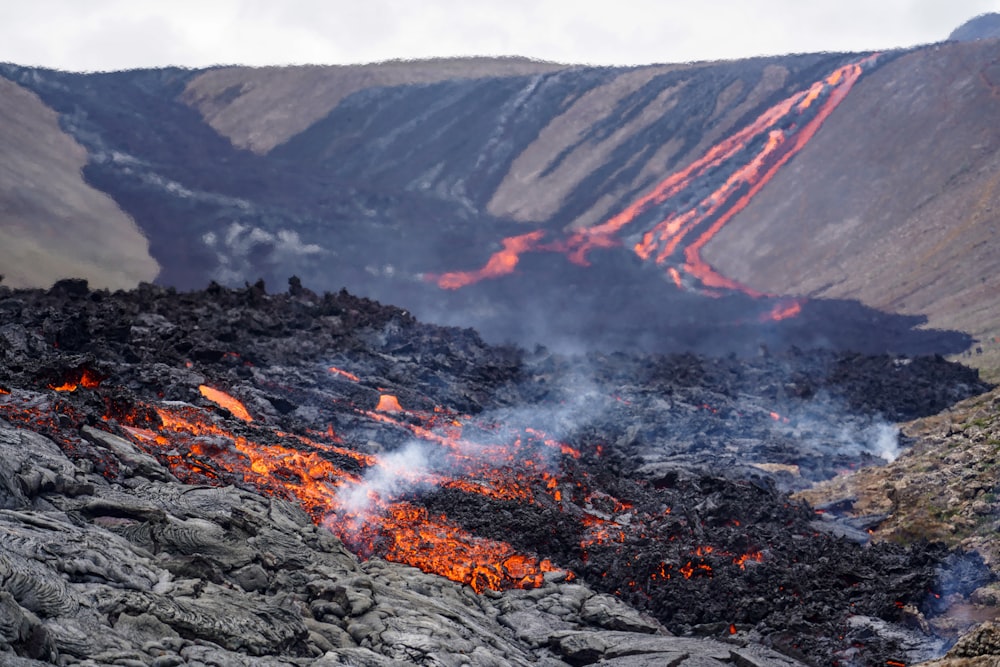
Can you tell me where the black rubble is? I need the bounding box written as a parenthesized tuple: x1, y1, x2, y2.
(0, 279, 992, 667)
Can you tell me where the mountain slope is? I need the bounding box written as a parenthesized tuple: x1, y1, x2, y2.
(183, 57, 568, 153)
(0, 40, 996, 357)
(0, 77, 157, 289)
(702, 39, 1000, 340)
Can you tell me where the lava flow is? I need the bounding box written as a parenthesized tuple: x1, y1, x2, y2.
(427, 56, 878, 320)
(124, 385, 571, 593)
(48, 367, 102, 392)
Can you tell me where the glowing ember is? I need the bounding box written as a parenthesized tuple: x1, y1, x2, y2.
(768, 411, 791, 424)
(199, 385, 254, 422)
(375, 394, 404, 412)
(48, 368, 102, 392)
(679, 560, 714, 579)
(733, 551, 764, 569)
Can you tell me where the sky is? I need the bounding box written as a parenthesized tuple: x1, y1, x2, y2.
(1, 0, 999, 72)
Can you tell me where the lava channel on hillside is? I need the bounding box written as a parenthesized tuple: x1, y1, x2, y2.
(426, 55, 878, 324)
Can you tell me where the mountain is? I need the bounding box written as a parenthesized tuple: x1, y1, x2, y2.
(1, 36, 997, 361)
(950, 13, 1000, 42)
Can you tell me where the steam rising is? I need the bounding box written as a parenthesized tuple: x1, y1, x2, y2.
(786, 392, 903, 465)
(330, 369, 605, 528)
(336, 440, 433, 516)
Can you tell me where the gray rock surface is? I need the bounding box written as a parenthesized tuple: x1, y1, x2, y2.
(0, 419, 806, 666)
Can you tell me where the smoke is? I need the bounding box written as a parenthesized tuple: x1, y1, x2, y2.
(859, 421, 901, 463)
(804, 414, 901, 463)
(329, 358, 608, 525)
(777, 392, 903, 466)
(203, 222, 325, 286)
(335, 440, 435, 517)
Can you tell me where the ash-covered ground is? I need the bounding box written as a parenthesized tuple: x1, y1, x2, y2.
(0, 278, 993, 666)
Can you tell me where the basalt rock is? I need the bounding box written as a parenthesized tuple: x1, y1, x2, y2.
(0, 281, 992, 666)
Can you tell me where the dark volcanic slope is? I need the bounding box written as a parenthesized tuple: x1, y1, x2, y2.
(1, 41, 997, 356)
(0, 280, 993, 665)
(4, 55, 984, 360)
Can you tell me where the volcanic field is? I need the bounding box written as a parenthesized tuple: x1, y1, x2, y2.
(0, 278, 994, 666)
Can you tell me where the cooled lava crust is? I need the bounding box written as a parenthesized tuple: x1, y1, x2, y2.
(0, 278, 992, 666)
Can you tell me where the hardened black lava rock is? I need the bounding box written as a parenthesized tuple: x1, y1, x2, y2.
(0, 279, 992, 666)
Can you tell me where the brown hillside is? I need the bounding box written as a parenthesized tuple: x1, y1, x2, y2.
(0, 78, 158, 289)
(702, 41, 1000, 341)
(183, 58, 568, 153)
(488, 63, 793, 229)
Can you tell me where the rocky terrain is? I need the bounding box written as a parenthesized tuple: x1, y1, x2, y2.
(1, 24, 998, 356)
(2, 12, 1000, 667)
(5, 415, 807, 667)
(797, 383, 1000, 666)
(0, 279, 996, 666)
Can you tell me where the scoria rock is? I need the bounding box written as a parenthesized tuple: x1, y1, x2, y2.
(0, 420, 813, 666)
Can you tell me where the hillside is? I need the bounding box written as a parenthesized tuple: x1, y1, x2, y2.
(0, 78, 157, 289)
(703, 39, 1000, 342)
(4, 25, 1000, 666)
(2, 41, 997, 357)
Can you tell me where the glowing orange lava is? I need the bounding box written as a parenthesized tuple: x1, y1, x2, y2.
(328, 367, 360, 382)
(425, 56, 879, 322)
(733, 551, 764, 569)
(48, 368, 102, 392)
(329, 503, 560, 593)
(375, 394, 404, 412)
(430, 230, 547, 290)
(104, 392, 576, 593)
(0, 376, 777, 599)
(198, 385, 253, 422)
(763, 300, 803, 322)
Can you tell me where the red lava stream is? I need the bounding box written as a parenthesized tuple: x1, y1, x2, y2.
(426, 56, 878, 322)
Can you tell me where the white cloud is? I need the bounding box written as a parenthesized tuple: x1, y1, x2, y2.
(1, 0, 998, 71)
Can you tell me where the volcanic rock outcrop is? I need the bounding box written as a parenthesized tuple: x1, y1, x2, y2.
(0, 279, 993, 666)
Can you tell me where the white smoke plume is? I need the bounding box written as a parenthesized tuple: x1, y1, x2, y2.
(335, 440, 434, 517)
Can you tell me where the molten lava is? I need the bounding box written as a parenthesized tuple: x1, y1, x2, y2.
(375, 394, 404, 412)
(425, 56, 879, 322)
(328, 366, 360, 382)
(763, 300, 804, 322)
(3, 358, 775, 600)
(48, 367, 102, 392)
(431, 230, 547, 290)
(198, 385, 254, 422)
(89, 382, 585, 593)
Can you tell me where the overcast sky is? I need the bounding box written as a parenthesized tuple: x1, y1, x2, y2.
(1, 0, 998, 71)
